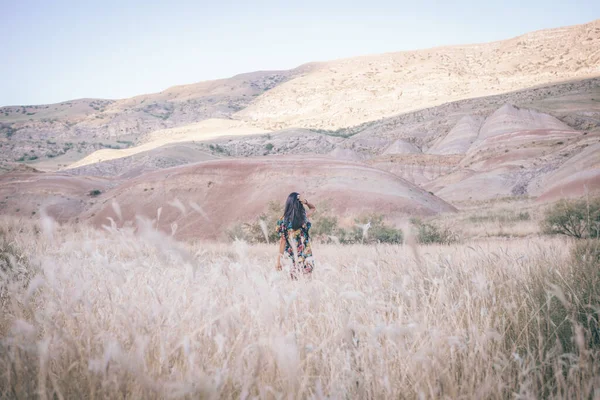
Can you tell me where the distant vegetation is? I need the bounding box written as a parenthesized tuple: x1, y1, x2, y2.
(468, 209, 531, 224)
(227, 202, 404, 244)
(89, 189, 102, 197)
(140, 102, 174, 120)
(209, 144, 227, 154)
(542, 197, 600, 239)
(411, 218, 459, 245)
(310, 128, 359, 139)
(0, 124, 16, 138)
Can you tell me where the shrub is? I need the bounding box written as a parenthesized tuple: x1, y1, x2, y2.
(571, 238, 600, 269)
(0, 230, 33, 302)
(209, 144, 227, 154)
(89, 189, 102, 197)
(541, 198, 600, 239)
(468, 209, 530, 224)
(350, 214, 403, 244)
(225, 224, 250, 242)
(310, 215, 339, 238)
(2, 125, 16, 138)
(264, 143, 274, 151)
(370, 224, 404, 244)
(522, 239, 600, 355)
(412, 218, 458, 245)
(227, 201, 283, 243)
(228, 206, 402, 245)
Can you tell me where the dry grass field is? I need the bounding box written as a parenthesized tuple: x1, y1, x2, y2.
(1, 211, 599, 399)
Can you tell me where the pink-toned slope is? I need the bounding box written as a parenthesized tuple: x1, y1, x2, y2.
(81, 156, 456, 240)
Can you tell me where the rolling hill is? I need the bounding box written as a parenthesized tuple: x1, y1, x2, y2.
(1, 20, 599, 235)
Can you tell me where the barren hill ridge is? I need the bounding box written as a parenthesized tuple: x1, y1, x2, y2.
(1, 19, 599, 170)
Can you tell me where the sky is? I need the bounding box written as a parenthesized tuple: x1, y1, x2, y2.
(1, 0, 599, 106)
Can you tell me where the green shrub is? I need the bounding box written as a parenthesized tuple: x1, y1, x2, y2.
(569, 239, 600, 346)
(350, 214, 403, 244)
(468, 209, 530, 224)
(225, 224, 251, 242)
(227, 201, 283, 243)
(412, 218, 458, 245)
(541, 198, 600, 239)
(89, 189, 102, 197)
(310, 215, 339, 238)
(571, 238, 600, 269)
(209, 144, 227, 154)
(521, 239, 600, 355)
(228, 205, 402, 245)
(264, 143, 274, 151)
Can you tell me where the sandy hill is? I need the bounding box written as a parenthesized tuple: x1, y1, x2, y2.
(64, 77, 600, 205)
(236, 20, 600, 129)
(65, 142, 217, 178)
(1, 19, 599, 171)
(1, 20, 599, 224)
(383, 140, 421, 155)
(0, 156, 456, 240)
(428, 116, 484, 155)
(0, 68, 309, 170)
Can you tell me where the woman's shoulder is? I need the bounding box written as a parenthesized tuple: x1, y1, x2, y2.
(276, 216, 288, 227)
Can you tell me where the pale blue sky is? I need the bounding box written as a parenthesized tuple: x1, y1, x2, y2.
(1, 0, 598, 106)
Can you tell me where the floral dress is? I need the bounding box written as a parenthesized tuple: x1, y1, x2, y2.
(276, 217, 314, 277)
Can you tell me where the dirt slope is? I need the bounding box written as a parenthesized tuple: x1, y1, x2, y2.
(65, 142, 217, 178)
(2, 21, 599, 171)
(0, 156, 456, 240)
(236, 20, 600, 129)
(428, 115, 484, 155)
(534, 141, 600, 201)
(78, 156, 456, 240)
(0, 169, 112, 221)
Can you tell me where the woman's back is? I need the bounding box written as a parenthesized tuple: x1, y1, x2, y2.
(275, 193, 316, 278)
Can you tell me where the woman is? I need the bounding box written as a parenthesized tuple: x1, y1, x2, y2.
(275, 192, 316, 278)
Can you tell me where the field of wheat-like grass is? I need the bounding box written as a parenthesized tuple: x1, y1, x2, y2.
(1, 216, 599, 399)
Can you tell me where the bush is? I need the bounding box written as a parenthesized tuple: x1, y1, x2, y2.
(0, 232, 33, 306)
(227, 205, 402, 245)
(310, 214, 339, 238)
(541, 198, 600, 239)
(468, 210, 530, 224)
(89, 189, 102, 197)
(227, 201, 283, 243)
(571, 238, 600, 269)
(264, 143, 274, 151)
(209, 144, 227, 154)
(412, 218, 458, 245)
(350, 214, 403, 244)
(522, 239, 600, 354)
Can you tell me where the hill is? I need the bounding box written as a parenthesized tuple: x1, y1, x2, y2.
(0, 156, 456, 240)
(1, 20, 598, 170)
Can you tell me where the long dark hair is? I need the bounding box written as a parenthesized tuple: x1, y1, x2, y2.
(283, 192, 306, 230)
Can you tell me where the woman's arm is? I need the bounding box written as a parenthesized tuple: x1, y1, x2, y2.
(276, 236, 285, 270)
(303, 199, 316, 218)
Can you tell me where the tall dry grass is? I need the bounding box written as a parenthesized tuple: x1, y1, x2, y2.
(1, 215, 599, 398)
